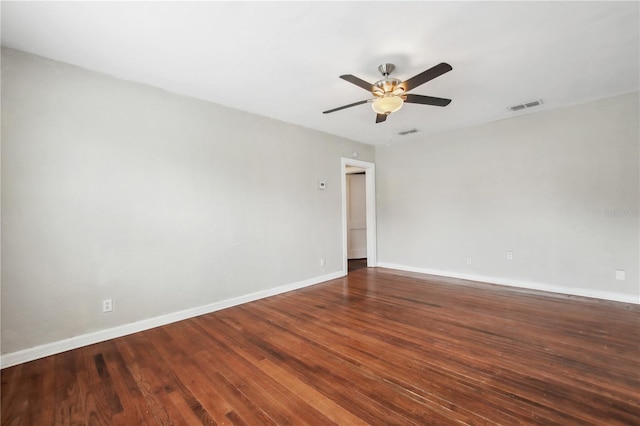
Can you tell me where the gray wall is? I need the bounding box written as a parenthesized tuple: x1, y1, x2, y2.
(1, 48, 374, 354)
(376, 92, 639, 301)
(3, 46, 638, 358)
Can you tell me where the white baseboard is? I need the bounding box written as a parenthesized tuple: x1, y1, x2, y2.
(377, 262, 639, 305)
(0, 270, 345, 369)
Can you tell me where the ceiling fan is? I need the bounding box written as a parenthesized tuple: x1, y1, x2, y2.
(323, 62, 452, 123)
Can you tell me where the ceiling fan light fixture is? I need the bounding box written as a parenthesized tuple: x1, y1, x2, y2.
(325, 62, 452, 123)
(372, 95, 403, 115)
(392, 86, 406, 96)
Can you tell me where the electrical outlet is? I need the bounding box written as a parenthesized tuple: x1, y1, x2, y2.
(615, 270, 626, 281)
(506, 251, 513, 260)
(102, 299, 113, 313)
(320, 258, 325, 267)
(466, 256, 472, 265)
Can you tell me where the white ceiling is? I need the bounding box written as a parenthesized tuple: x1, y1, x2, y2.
(2, 1, 638, 146)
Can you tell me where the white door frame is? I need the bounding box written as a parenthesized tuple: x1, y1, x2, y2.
(341, 158, 377, 274)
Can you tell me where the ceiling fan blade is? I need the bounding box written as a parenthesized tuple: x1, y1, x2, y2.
(401, 63, 452, 92)
(404, 94, 452, 107)
(375, 113, 387, 123)
(340, 74, 375, 92)
(323, 100, 369, 114)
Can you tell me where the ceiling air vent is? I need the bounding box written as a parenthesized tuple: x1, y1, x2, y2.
(509, 99, 543, 112)
(398, 128, 420, 136)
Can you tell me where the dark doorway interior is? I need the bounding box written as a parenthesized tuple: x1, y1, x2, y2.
(348, 258, 367, 272)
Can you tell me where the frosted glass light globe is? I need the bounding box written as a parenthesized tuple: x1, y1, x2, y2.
(372, 96, 403, 114)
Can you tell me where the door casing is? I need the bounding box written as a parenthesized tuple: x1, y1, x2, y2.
(341, 158, 377, 274)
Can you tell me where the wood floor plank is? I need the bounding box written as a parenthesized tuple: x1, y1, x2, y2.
(250, 301, 549, 424)
(2, 266, 639, 425)
(188, 328, 334, 425)
(226, 305, 477, 425)
(285, 293, 636, 422)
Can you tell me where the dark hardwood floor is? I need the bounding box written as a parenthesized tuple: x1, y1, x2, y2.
(2, 267, 639, 425)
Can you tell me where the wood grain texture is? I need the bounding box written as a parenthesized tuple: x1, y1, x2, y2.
(2, 267, 639, 425)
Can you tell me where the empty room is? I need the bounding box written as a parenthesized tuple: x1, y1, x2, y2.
(1, 2, 639, 425)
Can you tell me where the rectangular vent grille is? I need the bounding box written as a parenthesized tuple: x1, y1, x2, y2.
(509, 99, 543, 112)
(398, 128, 419, 136)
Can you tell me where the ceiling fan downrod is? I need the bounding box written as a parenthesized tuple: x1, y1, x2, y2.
(378, 63, 395, 78)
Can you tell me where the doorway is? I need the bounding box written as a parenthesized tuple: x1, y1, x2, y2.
(346, 170, 366, 272)
(341, 158, 376, 274)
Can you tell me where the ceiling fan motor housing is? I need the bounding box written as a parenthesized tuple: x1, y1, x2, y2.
(373, 64, 405, 97)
